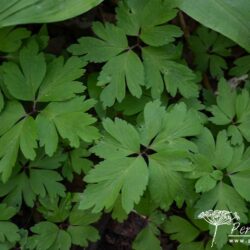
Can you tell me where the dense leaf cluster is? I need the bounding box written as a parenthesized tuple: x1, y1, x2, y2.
(0, 0, 250, 249)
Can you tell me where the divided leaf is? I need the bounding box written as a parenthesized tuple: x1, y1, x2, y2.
(2, 41, 85, 102)
(209, 78, 250, 144)
(98, 50, 144, 107)
(0, 102, 37, 182)
(0, 27, 30, 53)
(189, 26, 234, 78)
(143, 46, 199, 98)
(36, 97, 99, 156)
(81, 101, 203, 213)
(0, 151, 66, 208)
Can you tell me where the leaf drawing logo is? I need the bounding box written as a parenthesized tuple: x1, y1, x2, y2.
(198, 210, 240, 247)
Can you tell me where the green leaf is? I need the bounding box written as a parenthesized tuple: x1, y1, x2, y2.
(132, 225, 161, 250)
(29, 169, 65, 199)
(195, 175, 217, 193)
(190, 129, 233, 193)
(0, 0, 103, 28)
(92, 118, 141, 159)
(151, 102, 202, 149)
(98, 50, 144, 107)
(0, 204, 17, 221)
(68, 22, 128, 63)
(164, 216, 200, 243)
(140, 24, 182, 47)
(36, 97, 99, 156)
(82, 101, 203, 213)
(140, 100, 166, 146)
(227, 147, 250, 202)
(68, 208, 100, 247)
(38, 195, 72, 223)
(69, 4, 183, 105)
(28, 222, 71, 250)
(178, 242, 204, 250)
(230, 56, 250, 77)
(0, 222, 20, 244)
(209, 79, 250, 144)
(63, 145, 93, 181)
(142, 46, 199, 98)
(0, 112, 38, 182)
(0, 151, 65, 208)
(0, 27, 30, 53)
(80, 156, 148, 213)
(34, 199, 100, 249)
(116, 0, 178, 37)
(115, 93, 152, 116)
(148, 150, 193, 209)
(189, 27, 233, 78)
(195, 182, 248, 222)
(0, 204, 19, 245)
(177, 0, 250, 52)
(215, 78, 237, 119)
(3, 42, 46, 101)
(37, 56, 86, 102)
(0, 101, 25, 136)
(3, 42, 85, 102)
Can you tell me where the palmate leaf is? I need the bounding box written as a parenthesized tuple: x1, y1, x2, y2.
(98, 50, 144, 107)
(80, 156, 148, 213)
(27, 222, 71, 250)
(80, 100, 203, 213)
(189, 26, 234, 78)
(0, 204, 20, 247)
(69, 0, 186, 106)
(0, 27, 30, 53)
(0, 102, 37, 182)
(2, 41, 85, 102)
(132, 211, 166, 250)
(195, 182, 248, 222)
(0, 0, 103, 28)
(164, 216, 200, 243)
(208, 79, 250, 145)
(188, 128, 232, 193)
(67, 208, 100, 247)
(227, 146, 250, 202)
(0, 151, 66, 208)
(3, 41, 46, 101)
(116, 0, 182, 45)
(148, 150, 194, 209)
(192, 132, 250, 222)
(0, 98, 98, 182)
(0, 222, 20, 246)
(69, 22, 128, 63)
(38, 195, 72, 223)
(0, 39, 98, 162)
(195, 182, 248, 248)
(230, 55, 250, 76)
(36, 97, 99, 156)
(142, 46, 199, 99)
(132, 225, 161, 250)
(28, 203, 100, 250)
(164, 209, 245, 250)
(69, 22, 144, 107)
(62, 144, 93, 182)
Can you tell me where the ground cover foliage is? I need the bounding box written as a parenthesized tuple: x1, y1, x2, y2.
(0, 0, 250, 249)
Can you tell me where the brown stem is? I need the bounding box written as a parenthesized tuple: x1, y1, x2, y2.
(179, 12, 190, 41)
(203, 73, 213, 90)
